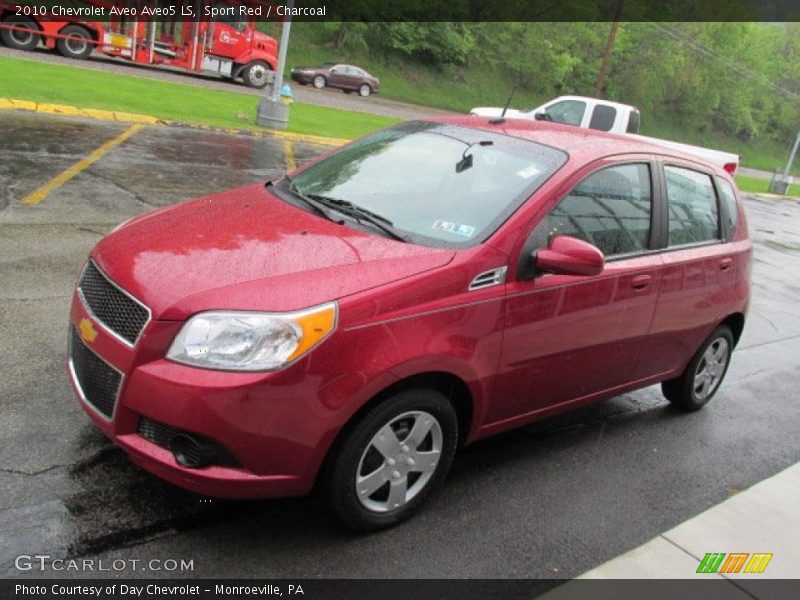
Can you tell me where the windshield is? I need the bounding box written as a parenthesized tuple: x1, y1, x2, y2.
(283, 121, 567, 248)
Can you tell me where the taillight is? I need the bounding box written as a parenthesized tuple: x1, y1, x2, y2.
(723, 162, 737, 174)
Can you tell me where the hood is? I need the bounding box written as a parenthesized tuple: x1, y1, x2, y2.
(469, 107, 529, 119)
(93, 184, 454, 320)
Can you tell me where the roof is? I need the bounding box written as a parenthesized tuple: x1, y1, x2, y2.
(428, 115, 724, 175)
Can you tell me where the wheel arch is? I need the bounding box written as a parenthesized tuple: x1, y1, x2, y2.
(313, 370, 475, 492)
(721, 312, 745, 347)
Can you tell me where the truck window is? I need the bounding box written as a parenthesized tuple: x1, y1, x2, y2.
(588, 105, 617, 132)
(543, 100, 587, 127)
(626, 110, 641, 133)
(665, 166, 720, 246)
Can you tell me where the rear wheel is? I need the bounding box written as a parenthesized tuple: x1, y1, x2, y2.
(1, 16, 39, 51)
(324, 389, 458, 531)
(662, 325, 734, 411)
(241, 61, 271, 89)
(56, 25, 93, 60)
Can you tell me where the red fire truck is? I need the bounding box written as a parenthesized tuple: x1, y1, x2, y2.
(0, 0, 279, 88)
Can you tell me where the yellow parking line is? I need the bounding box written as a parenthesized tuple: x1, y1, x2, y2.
(21, 123, 143, 206)
(284, 139, 297, 171)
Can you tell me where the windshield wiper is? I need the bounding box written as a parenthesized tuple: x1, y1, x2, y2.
(304, 193, 411, 243)
(274, 176, 344, 225)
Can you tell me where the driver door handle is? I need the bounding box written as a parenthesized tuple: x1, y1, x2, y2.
(631, 274, 652, 290)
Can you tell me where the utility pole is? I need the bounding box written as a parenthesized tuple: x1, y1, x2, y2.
(783, 129, 800, 178)
(594, 0, 625, 98)
(257, 0, 293, 129)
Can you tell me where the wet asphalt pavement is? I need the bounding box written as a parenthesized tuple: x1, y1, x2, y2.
(1, 110, 800, 579)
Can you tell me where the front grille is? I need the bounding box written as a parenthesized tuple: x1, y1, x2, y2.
(70, 327, 122, 419)
(78, 261, 149, 345)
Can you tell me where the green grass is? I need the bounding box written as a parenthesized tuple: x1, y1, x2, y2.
(0, 55, 400, 139)
(735, 174, 797, 197)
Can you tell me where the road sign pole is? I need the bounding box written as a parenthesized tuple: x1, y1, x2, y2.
(783, 129, 800, 178)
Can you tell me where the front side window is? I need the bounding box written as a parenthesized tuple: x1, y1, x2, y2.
(283, 122, 568, 248)
(544, 163, 652, 257)
(588, 105, 617, 132)
(543, 100, 587, 126)
(665, 166, 720, 246)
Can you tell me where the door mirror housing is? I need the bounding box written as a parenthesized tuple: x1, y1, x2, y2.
(534, 235, 604, 276)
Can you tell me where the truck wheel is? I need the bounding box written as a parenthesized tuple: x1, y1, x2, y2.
(1, 16, 40, 51)
(313, 75, 326, 89)
(56, 25, 93, 60)
(241, 61, 271, 89)
(323, 388, 458, 531)
(358, 84, 371, 97)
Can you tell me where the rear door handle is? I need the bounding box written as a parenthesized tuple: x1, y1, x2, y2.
(720, 258, 733, 271)
(631, 274, 652, 290)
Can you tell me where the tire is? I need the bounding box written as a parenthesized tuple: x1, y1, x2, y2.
(358, 84, 371, 97)
(324, 388, 458, 531)
(662, 325, 734, 411)
(1, 16, 39, 51)
(56, 25, 93, 60)
(312, 75, 326, 89)
(241, 61, 271, 89)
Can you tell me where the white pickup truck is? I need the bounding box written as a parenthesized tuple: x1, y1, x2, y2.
(470, 95, 740, 174)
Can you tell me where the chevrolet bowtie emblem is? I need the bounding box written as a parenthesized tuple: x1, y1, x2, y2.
(79, 318, 99, 343)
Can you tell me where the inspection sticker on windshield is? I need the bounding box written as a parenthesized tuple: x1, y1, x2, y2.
(516, 164, 542, 179)
(433, 220, 476, 237)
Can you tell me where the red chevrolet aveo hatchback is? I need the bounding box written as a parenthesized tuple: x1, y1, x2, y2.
(69, 117, 751, 530)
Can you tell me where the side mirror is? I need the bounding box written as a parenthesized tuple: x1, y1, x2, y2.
(534, 235, 604, 276)
(534, 112, 552, 121)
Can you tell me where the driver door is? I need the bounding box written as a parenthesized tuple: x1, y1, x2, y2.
(208, 4, 249, 59)
(488, 159, 663, 424)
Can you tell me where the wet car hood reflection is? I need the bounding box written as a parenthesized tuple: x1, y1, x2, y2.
(92, 183, 455, 318)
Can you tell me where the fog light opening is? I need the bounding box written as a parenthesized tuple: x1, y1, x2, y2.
(170, 434, 215, 469)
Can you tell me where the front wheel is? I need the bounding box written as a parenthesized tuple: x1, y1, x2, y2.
(56, 25, 93, 60)
(241, 61, 271, 89)
(358, 84, 371, 97)
(1, 16, 40, 51)
(312, 75, 326, 89)
(662, 325, 734, 411)
(324, 389, 458, 531)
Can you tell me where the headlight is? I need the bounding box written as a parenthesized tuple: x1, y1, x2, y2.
(166, 303, 337, 371)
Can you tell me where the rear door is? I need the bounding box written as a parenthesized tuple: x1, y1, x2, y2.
(635, 161, 734, 379)
(488, 157, 664, 424)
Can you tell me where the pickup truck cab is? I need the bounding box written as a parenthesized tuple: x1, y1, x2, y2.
(471, 95, 740, 174)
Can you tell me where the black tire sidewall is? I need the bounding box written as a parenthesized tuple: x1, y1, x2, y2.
(56, 26, 92, 59)
(326, 388, 458, 531)
(674, 325, 734, 410)
(2, 16, 39, 50)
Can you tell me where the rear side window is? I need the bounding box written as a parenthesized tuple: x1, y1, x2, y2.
(589, 105, 617, 132)
(716, 177, 739, 238)
(665, 166, 720, 246)
(545, 163, 652, 257)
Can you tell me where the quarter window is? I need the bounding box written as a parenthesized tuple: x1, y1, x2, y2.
(545, 163, 652, 257)
(716, 177, 739, 238)
(665, 166, 720, 246)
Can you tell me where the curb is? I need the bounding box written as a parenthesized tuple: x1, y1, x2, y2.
(0, 97, 349, 147)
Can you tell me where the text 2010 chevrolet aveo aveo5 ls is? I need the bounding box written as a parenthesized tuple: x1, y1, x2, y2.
(69, 117, 751, 530)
